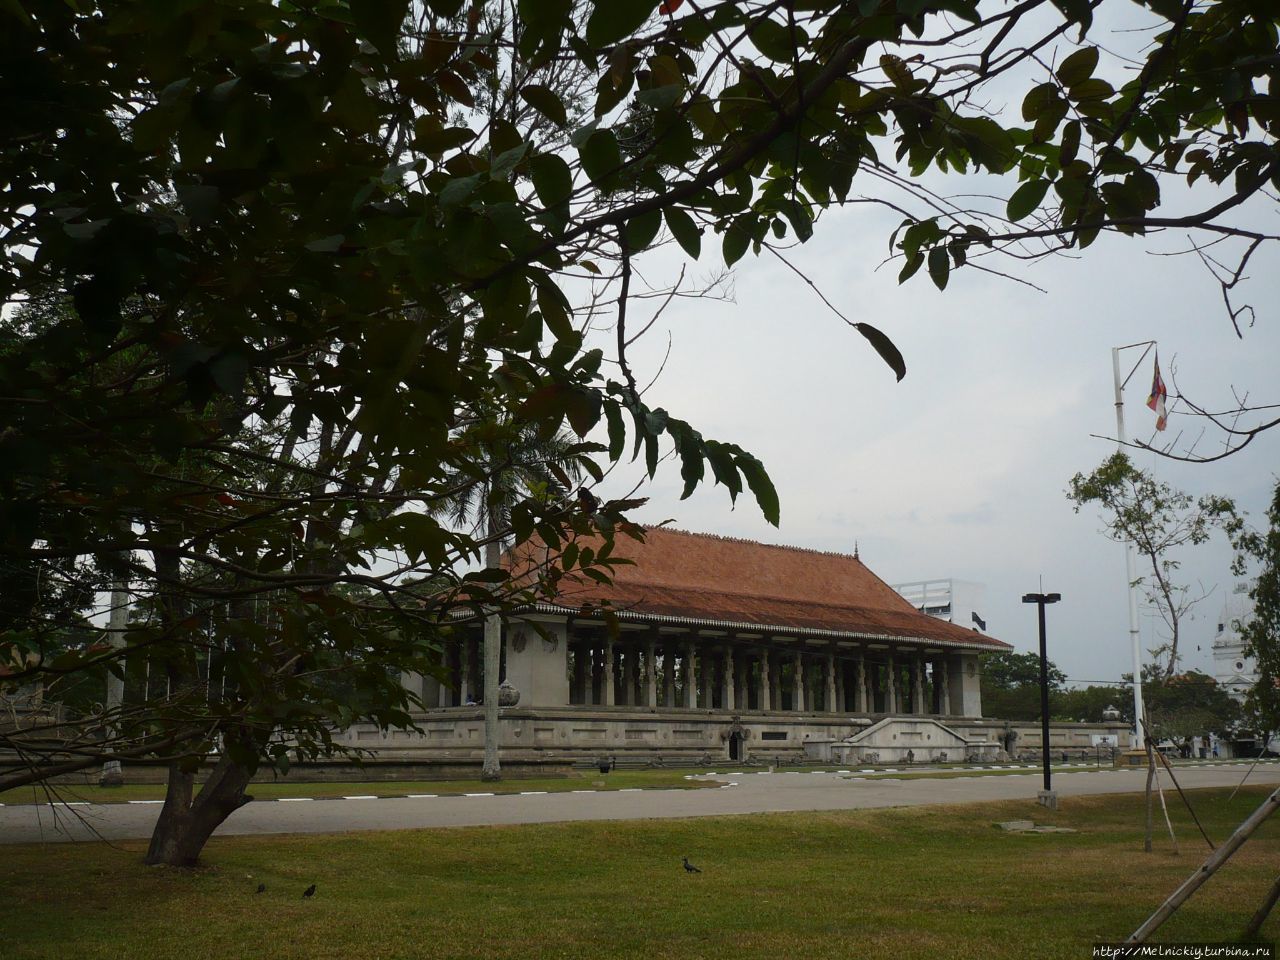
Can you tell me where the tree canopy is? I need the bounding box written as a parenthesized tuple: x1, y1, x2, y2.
(980, 652, 1239, 735)
(981, 650, 1066, 721)
(1232, 478, 1280, 739)
(1068, 451, 1239, 678)
(2, 0, 1277, 864)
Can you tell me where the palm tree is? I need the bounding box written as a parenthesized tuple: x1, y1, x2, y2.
(431, 408, 583, 781)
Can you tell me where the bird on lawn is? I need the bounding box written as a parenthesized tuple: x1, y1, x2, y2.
(302, 884, 317, 899)
(682, 857, 701, 874)
(255, 883, 265, 894)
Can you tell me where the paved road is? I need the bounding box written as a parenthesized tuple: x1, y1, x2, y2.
(3, 764, 1277, 845)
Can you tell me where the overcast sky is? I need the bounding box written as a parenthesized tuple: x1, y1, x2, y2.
(588, 181, 1279, 692)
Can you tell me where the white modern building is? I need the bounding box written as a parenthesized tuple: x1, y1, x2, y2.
(891, 579, 989, 635)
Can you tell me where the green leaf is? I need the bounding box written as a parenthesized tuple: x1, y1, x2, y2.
(880, 54, 918, 93)
(0, 0, 33, 25)
(491, 142, 528, 179)
(529, 153, 573, 209)
(749, 18, 797, 62)
(634, 84, 683, 110)
(604, 402, 626, 462)
(579, 129, 621, 187)
(1060, 120, 1082, 166)
(535, 277, 574, 341)
(675, 426, 704, 499)
(854, 322, 907, 382)
(1056, 46, 1099, 88)
(897, 250, 924, 284)
(664, 207, 701, 259)
(625, 209, 662, 251)
(1050, 0, 1093, 36)
(644, 432, 659, 476)
(1068, 78, 1114, 103)
(927, 247, 950, 290)
(738, 455, 780, 526)
(564, 388, 602, 437)
(1007, 178, 1051, 221)
(704, 441, 742, 500)
(413, 121, 476, 154)
(722, 223, 750, 266)
(304, 234, 345, 253)
(438, 174, 481, 209)
(350, 0, 411, 59)
(520, 85, 568, 127)
(1021, 83, 1059, 122)
(175, 184, 220, 225)
(519, 0, 572, 35)
(585, 0, 653, 48)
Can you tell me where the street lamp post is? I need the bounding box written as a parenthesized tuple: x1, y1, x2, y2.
(1022, 592, 1061, 804)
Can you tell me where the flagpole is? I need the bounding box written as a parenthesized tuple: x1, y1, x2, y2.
(1112, 342, 1154, 749)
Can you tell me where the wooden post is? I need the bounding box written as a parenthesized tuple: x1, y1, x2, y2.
(1128, 788, 1280, 944)
(1242, 873, 1280, 941)
(1155, 749, 1215, 851)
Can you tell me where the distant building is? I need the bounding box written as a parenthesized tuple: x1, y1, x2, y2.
(380, 530, 1013, 765)
(1212, 582, 1256, 703)
(891, 579, 989, 634)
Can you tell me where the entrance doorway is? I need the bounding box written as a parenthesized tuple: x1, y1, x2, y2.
(728, 732, 744, 762)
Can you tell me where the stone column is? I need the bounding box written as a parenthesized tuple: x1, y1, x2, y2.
(793, 652, 807, 712)
(422, 673, 443, 709)
(722, 646, 736, 712)
(663, 639, 676, 706)
(400, 670, 423, 708)
(835, 661, 846, 713)
(759, 649, 772, 711)
(885, 654, 897, 714)
(458, 639, 472, 706)
(700, 647, 714, 708)
(644, 636, 658, 708)
(770, 652, 781, 710)
(912, 656, 925, 714)
(602, 637, 615, 706)
(735, 654, 749, 711)
(825, 653, 837, 713)
(940, 658, 952, 715)
(856, 655, 868, 713)
(683, 640, 697, 708)
(621, 644, 635, 706)
(571, 641, 586, 705)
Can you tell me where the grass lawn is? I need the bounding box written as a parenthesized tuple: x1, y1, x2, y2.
(0, 768, 721, 805)
(2, 787, 1277, 960)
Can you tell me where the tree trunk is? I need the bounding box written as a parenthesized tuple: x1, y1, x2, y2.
(481, 536, 502, 782)
(144, 541, 254, 866)
(1145, 740, 1156, 853)
(144, 751, 254, 866)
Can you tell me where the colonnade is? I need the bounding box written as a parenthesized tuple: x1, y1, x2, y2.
(564, 631, 956, 716)
(411, 626, 968, 716)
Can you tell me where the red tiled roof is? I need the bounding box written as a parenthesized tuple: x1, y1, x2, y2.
(507, 526, 1009, 651)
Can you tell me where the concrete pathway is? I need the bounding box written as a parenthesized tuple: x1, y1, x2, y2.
(3, 764, 1277, 845)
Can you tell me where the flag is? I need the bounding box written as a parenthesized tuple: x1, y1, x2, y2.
(1146, 354, 1168, 431)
